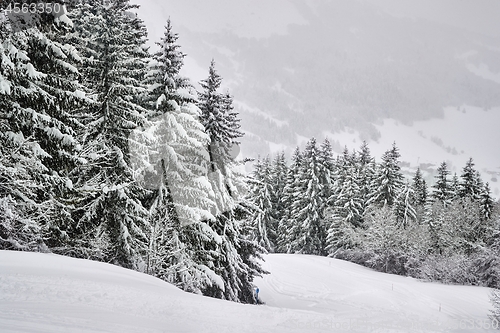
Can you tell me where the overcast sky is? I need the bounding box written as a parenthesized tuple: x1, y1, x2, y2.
(363, 0, 500, 38)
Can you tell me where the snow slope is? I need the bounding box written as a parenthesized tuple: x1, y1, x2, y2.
(0, 251, 497, 332)
(256, 254, 497, 332)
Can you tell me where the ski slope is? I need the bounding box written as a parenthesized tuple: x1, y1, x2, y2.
(0, 251, 497, 332)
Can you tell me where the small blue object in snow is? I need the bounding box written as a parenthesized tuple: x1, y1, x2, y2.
(256, 288, 259, 294)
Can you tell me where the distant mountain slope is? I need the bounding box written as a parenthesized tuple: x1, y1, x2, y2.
(0, 251, 496, 332)
(135, 0, 500, 195)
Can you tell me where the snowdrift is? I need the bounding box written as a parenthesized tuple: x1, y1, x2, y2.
(0, 251, 496, 332)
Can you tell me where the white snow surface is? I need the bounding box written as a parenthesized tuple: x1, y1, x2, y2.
(0, 251, 496, 332)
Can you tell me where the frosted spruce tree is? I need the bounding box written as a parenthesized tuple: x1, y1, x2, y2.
(247, 157, 276, 251)
(459, 158, 483, 199)
(67, 0, 151, 268)
(357, 141, 376, 218)
(332, 161, 364, 227)
(276, 147, 303, 253)
(139, 19, 221, 292)
(480, 182, 494, 222)
(431, 161, 453, 206)
(326, 146, 364, 254)
(198, 59, 265, 303)
(318, 139, 335, 207)
(290, 138, 327, 255)
(270, 151, 288, 232)
(412, 168, 428, 206)
(367, 142, 404, 208)
(0, 9, 87, 251)
(450, 173, 460, 201)
(0, 24, 46, 249)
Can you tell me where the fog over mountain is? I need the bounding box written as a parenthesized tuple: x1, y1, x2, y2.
(135, 0, 500, 195)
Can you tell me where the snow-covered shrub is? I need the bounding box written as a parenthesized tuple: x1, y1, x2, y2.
(490, 289, 500, 330)
(473, 248, 500, 289)
(0, 196, 43, 251)
(333, 248, 374, 267)
(357, 206, 429, 275)
(415, 254, 479, 285)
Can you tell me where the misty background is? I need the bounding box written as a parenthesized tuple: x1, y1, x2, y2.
(135, 0, 500, 196)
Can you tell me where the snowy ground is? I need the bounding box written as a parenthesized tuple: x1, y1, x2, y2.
(0, 251, 497, 332)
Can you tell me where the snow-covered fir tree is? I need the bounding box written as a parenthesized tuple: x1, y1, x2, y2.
(0, 10, 87, 252)
(431, 161, 453, 206)
(67, 0, 151, 268)
(270, 151, 288, 227)
(459, 158, 483, 199)
(138, 19, 222, 292)
(450, 173, 460, 201)
(325, 149, 359, 254)
(356, 141, 376, 218)
(276, 147, 303, 253)
(367, 142, 404, 208)
(332, 160, 364, 228)
(290, 138, 327, 255)
(0, 25, 47, 249)
(248, 156, 276, 251)
(318, 139, 335, 208)
(144, 18, 195, 111)
(480, 182, 494, 221)
(410, 167, 428, 223)
(197, 59, 265, 303)
(198, 59, 242, 175)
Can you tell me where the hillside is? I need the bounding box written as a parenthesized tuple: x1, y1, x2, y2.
(0, 251, 497, 332)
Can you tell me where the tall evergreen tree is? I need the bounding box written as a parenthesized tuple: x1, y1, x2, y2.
(480, 182, 494, 222)
(368, 142, 404, 208)
(290, 138, 327, 255)
(318, 139, 335, 208)
(333, 163, 364, 228)
(271, 151, 288, 225)
(459, 158, 483, 199)
(134, 19, 222, 292)
(356, 141, 376, 221)
(144, 18, 194, 110)
(198, 59, 242, 175)
(197, 60, 264, 303)
(431, 161, 453, 206)
(248, 157, 276, 251)
(68, 0, 151, 268)
(412, 167, 428, 206)
(276, 147, 302, 253)
(450, 173, 460, 200)
(0, 9, 86, 251)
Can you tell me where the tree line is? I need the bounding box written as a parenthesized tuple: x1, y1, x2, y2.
(248, 139, 500, 290)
